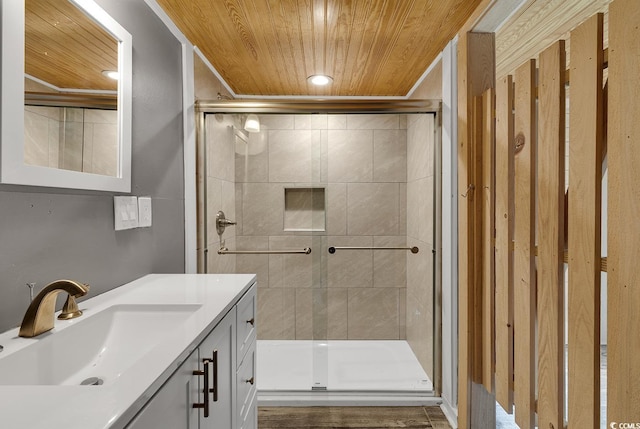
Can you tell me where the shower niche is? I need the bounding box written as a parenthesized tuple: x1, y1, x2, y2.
(283, 187, 325, 231)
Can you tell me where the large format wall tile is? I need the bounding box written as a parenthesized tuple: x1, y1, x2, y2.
(348, 288, 400, 339)
(406, 178, 434, 245)
(259, 114, 294, 130)
(347, 114, 401, 130)
(327, 236, 373, 288)
(207, 236, 236, 274)
(268, 236, 313, 289)
(90, 123, 118, 176)
(373, 236, 407, 288)
(326, 288, 348, 339)
(347, 183, 400, 236)
(235, 236, 269, 288)
(294, 115, 310, 130)
(326, 183, 347, 235)
(206, 115, 235, 182)
(241, 183, 284, 236)
(406, 290, 433, 378)
(257, 287, 296, 340)
(420, 176, 434, 245)
(406, 237, 433, 306)
(295, 288, 314, 339)
(373, 130, 407, 182)
(327, 130, 373, 182)
(310, 114, 328, 130)
(220, 179, 236, 227)
(84, 109, 117, 124)
(24, 110, 53, 167)
(407, 114, 434, 181)
(399, 287, 407, 339)
(327, 114, 346, 130)
(206, 177, 222, 246)
(235, 136, 269, 183)
(405, 113, 435, 375)
(399, 183, 407, 236)
(269, 130, 313, 182)
(62, 120, 84, 172)
(293, 288, 349, 340)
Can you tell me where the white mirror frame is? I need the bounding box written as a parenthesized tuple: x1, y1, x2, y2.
(1, 0, 132, 192)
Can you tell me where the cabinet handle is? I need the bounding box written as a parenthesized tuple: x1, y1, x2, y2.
(209, 349, 218, 402)
(246, 318, 255, 326)
(245, 377, 255, 385)
(192, 358, 211, 418)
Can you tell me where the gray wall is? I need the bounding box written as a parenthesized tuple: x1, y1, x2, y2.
(0, 0, 185, 332)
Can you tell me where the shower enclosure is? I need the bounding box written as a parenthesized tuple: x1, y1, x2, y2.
(196, 101, 441, 403)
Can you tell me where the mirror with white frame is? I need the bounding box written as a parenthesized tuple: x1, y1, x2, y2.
(1, 0, 132, 192)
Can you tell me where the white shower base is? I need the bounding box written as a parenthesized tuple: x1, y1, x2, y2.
(257, 340, 434, 405)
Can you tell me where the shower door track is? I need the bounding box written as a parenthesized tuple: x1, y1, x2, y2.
(258, 390, 442, 407)
(195, 99, 440, 114)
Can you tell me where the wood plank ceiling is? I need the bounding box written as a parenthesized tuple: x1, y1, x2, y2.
(156, 0, 482, 97)
(494, 0, 611, 78)
(25, 0, 118, 92)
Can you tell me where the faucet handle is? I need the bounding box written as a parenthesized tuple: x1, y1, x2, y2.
(58, 294, 83, 320)
(76, 283, 90, 296)
(58, 284, 88, 320)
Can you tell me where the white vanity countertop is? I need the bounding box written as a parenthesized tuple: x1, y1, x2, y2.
(0, 273, 256, 429)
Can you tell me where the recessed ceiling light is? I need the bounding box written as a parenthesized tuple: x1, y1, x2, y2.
(308, 74, 333, 86)
(102, 70, 119, 80)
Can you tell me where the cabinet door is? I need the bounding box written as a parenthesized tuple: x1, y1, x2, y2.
(236, 286, 256, 367)
(126, 348, 200, 429)
(237, 340, 256, 429)
(199, 308, 236, 429)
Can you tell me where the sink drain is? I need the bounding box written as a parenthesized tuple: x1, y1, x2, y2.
(80, 377, 104, 386)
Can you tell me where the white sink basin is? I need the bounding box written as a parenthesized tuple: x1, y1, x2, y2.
(0, 304, 201, 386)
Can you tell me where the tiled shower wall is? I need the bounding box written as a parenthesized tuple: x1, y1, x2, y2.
(24, 106, 118, 176)
(204, 114, 238, 274)
(204, 113, 435, 378)
(406, 114, 436, 376)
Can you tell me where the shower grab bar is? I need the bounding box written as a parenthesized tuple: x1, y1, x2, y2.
(328, 246, 419, 254)
(218, 247, 312, 255)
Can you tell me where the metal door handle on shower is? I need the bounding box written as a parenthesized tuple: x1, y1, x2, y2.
(327, 246, 419, 254)
(218, 247, 312, 255)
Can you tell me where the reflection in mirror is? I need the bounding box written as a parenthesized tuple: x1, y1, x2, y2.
(1, 0, 131, 192)
(24, 106, 118, 176)
(24, 0, 119, 177)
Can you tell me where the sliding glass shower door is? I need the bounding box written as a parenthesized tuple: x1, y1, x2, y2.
(200, 110, 438, 396)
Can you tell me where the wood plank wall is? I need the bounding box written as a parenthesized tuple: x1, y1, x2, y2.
(494, 75, 514, 414)
(458, 0, 640, 426)
(607, 0, 640, 423)
(536, 40, 566, 429)
(481, 88, 495, 393)
(568, 13, 604, 429)
(457, 31, 496, 429)
(513, 59, 536, 429)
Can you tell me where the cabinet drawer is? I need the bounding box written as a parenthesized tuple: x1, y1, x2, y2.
(236, 340, 256, 424)
(236, 285, 256, 364)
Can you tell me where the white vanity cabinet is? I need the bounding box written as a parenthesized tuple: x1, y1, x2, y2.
(126, 284, 256, 429)
(235, 288, 257, 429)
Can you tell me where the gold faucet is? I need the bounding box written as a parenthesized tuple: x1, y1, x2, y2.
(19, 280, 90, 338)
